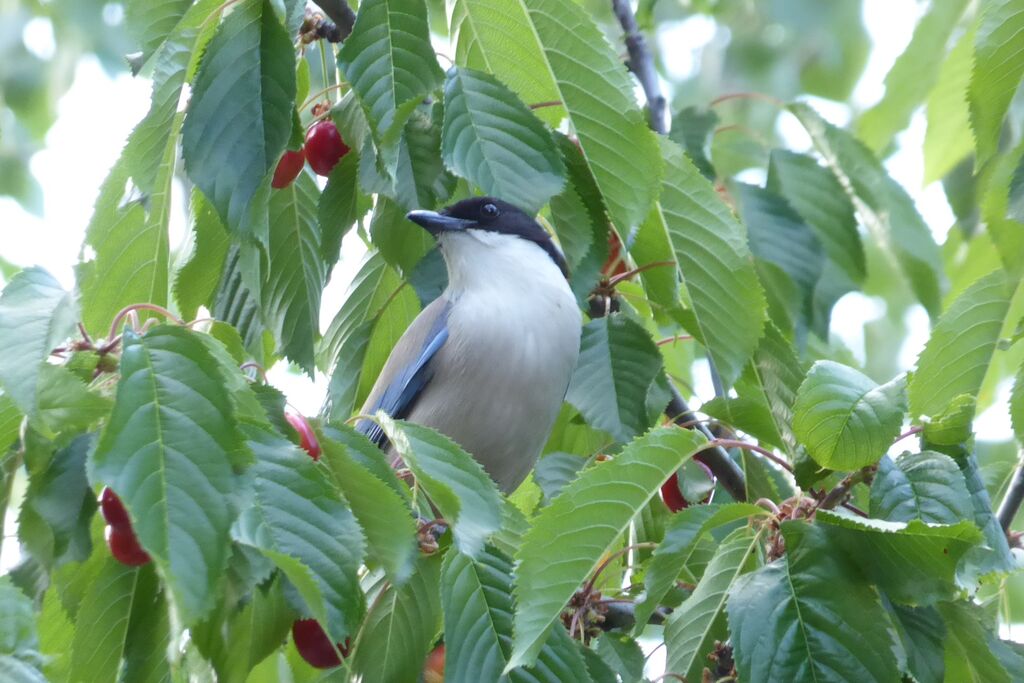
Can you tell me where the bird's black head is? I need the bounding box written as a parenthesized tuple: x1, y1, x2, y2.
(407, 197, 568, 278)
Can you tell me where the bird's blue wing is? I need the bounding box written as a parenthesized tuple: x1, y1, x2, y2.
(357, 301, 451, 447)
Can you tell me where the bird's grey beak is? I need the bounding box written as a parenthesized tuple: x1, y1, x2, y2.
(406, 210, 475, 236)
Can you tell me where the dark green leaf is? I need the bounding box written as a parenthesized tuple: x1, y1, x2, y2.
(969, 0, 1024, 163)
(369, 195, 433, 275)
(793, 361, 907, 470)
(816, 510, 982, 605)
(870, 451, 973, 524)
(0, 268, 77, 421)
(509, 428, 706, 669)
(181, 0, 295, 235)
(593, 635, 644, 683)
(319, 152, 367, 268)
(728, 521, 900, 682)
(90, 325, 245, 625)
(668, 106, 718, 179)
(212, 245, 265, 355)
(533, 453, 586, 505)
(174, 189, 229, 320)
(909, 269, 1017, 420)
(957, 454, 1017, 583)
(442, 67, 564, 213)
(938, 601, 1012, 682)
(887, 603, 945, 683)
(125, 0, 193, 62)
(566, 315, 664, 443)
(233, 424, 366, 642)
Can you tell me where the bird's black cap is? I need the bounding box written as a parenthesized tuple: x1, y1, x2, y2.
(407, 197, 568, 277)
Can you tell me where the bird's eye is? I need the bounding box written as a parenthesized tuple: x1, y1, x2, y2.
(482, 203, 499, 218)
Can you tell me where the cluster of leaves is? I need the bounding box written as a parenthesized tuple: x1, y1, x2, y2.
(1, 0, 1024, 681)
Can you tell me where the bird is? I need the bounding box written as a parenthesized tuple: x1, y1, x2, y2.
(356, 196, 582, 493)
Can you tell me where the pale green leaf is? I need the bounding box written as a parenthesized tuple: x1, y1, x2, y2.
(909, 270, 1018, 419)
(969, 0, 1024, 164)
(665, 527, 763, 683)
(441, 66, 564, 213)
(90, 325, 244, 626)
(174, 188, 229, 320)
(125, 0, 193, 62)
(793, 361, 907, 470)
(856, 0, 967, 152)
(924, 29, 975, 184)
(181, 0, 295, 235)
(657, 138, 765, 386)
(378, 417, 503, 557)
(509, 428, 707, 669)
(1013, 361, 1023, 444)
(939, 601, 1012, 683)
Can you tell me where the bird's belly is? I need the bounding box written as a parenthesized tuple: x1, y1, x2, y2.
(408, 291, 580, 492)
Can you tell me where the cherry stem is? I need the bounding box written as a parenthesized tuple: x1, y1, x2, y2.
(707, 438, 793, 473)
(107, 304, 184, 341)
(608, 260, 675, 286)
(581, 542, 657, 597)
(893, 425, 923, 445)
(299, 84, 347, 112)
(656, 334, 694, 346)
(709, 91, 785, 109)
(529, 100, 563, 110)
(239, 362, 269, 384)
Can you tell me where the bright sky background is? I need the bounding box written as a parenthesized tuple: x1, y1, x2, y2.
(1, 0, 1015, 583)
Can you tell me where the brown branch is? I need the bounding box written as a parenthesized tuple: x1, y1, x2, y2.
(611, 0, 667, 134)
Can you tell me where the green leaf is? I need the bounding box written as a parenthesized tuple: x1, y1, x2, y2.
(181, 0, 295, 235)
(938, 601, 1012, 683)
(983, 141, 1024, 275)
(957, 453, 1017, 583)
(924, 29, 975, 184)
(665, 527, 763, 683)
(856, 0, 968, 152)
(352, 553, 442, 683)
(378, 417, 503, 557)
(0, 393, 21, 453)
(566, 315, 664, 443)
(319, 431, 418, 585)
(635, 503, 769, 634)
(441, 66, 564, 213)
(668, 106, 718, 179)
(0, 576, 43, 677)
(509, 427, 707, 669)
(174, 189, 230, 320)
(0, 268, 77, 420)
(319, 152, 367, 268)
(125, 0, 193, 61)
(593, 635, 644, 683)
(1011, 148, 1024, 223)
(34, 365, 110, 438)
(816, 510, 982, 605)
(212, 245, 265, 355)
(870, 451, 973, 524)
(337, 0, 443, 144)
(727, 521, 900, 682)
(451, 0, 660, 231)
(789, 102, 945, 316)
(922, 394, 977, 446)
(120, 568, 171, 683)
(1013, 361, 1024, 444)
(69, 559, 153, 683)
(887, 603, 945, 683)
(657, 138, 766, 386)
(37, 588, 74, 682)
(970, 0, 1024, 164)
(369, 195, 433, 275)
(233, 424, 366, 642)
(90, 325, 245, 626)
(793, 361, 907, 470)
(261, 172, 327, 374)
(909, 270, 1018, 420)
(632, 200, 680, 313)
(767, 150, 864, 286)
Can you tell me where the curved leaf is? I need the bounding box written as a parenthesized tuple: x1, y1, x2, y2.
(378, 416, 503, 557)
(870, 451, 973, 524)
(924, 29, 975, 184)
(233, 424, 366, 642)
(657, 138, 765, 386)
(509, 427, 707, 669)
(793, 361, 907, 470)
(450, 0, 660, 231)
(442, 66, 564, 213)
(909, 269, 1018, 420)
(90, 325, 245, 625)
(664, 527, 763, 683)
(566, 315, 663, 443)
(727, 521, 900, 683)
(969, 0, 1024, 163)
(181, 0, 295, 235)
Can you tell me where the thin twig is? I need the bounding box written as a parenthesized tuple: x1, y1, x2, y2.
(708, 438, 793, 474)
(611, 0, 667, 134)
(997, 449, 1024, 531)
(892, 425, 923, 446)
(529, 100, 563, 110)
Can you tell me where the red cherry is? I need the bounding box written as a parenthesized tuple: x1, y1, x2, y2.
(304, 120, 349, 176)
(272, 149, 305, 189)
(99, 487, 132, 530)
(285, 412, 321, 461)
(661, 472, 689, 512)
(292, 619, 349, 669)
(423, 644, 445, 683)
(107, 526, 151, 566)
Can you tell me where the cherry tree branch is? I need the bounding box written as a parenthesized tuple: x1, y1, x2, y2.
(310, 0, 356, 42)
(997, 450, 1024, 532)
(611, 0, 667, 134)
(666, 385, 748, 502)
